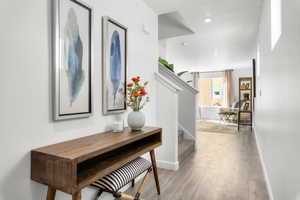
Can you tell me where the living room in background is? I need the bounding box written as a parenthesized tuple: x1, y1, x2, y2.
(199, 77, 225, 107)
(198, 71, 226, 121)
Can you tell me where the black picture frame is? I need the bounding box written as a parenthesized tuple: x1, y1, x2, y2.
(252, 59, 256, 98)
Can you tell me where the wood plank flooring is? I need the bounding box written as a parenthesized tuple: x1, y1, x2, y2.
(126, 123, 269, 200)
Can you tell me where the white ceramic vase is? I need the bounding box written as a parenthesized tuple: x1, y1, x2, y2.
(127, 111, 145, 131)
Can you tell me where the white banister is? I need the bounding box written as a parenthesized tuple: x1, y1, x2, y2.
(154, 73, 183, 93)
(155, 72, 182, 171)
(159, 64, 198, 95)
(158, 64, 199, 144)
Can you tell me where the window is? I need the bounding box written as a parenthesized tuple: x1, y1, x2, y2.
(199, 77, 225, 107)
(271, 0, 282, 50)
(211, 78, 224, 106)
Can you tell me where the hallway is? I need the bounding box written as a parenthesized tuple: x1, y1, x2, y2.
(127, 126, 269, 200)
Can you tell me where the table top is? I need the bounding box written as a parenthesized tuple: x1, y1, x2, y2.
(32, 127, 162, 162)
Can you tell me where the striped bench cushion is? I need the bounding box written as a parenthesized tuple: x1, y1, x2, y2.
(91, 157, 152, 192)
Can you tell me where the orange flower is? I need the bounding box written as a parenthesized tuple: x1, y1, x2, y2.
(132, 93, 140, 97)
(140, 90, 147, 96)
(127, 83, 133, 87)
(132, 77, 140, 82)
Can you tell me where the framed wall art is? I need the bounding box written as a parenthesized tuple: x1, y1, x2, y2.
(53, 0, 93, 120)
(252, 58, 256, 98)
(102, 16, 127, 115)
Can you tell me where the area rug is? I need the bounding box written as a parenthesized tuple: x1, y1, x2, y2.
(197, 120, 238, 134)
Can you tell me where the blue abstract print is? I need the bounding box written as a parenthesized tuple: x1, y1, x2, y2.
(110, 30, 122, 104)
(64, 8, 85, 106)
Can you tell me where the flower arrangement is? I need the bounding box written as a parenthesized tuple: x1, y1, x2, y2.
(126, 77, 150, 112)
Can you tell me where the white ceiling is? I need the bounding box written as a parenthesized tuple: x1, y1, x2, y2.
(158, 12, 195, 40)
(144, 0, 185, 15)
(144, 0, 263, 71)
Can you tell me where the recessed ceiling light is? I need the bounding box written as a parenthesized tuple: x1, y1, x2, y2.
(204, 18, 212, 23)
(182, 42, 189, 46)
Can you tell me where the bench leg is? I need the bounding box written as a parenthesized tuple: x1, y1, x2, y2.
(72, 191, 81, 200)
(94, 189, 103, 200)
(46, 187, 56, 200)
(150, 150, 160, 195)
(135, 169, 151, 200)
(119, 193, 136, 200)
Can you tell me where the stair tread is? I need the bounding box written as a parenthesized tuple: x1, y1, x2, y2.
(178, 128, 195, 163)
(178, 132, 184, 143)
(178, 139, 195, 157)
(179, 138, 194, 145)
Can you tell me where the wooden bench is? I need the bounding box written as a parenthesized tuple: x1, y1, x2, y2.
(92, 157, 152, 200)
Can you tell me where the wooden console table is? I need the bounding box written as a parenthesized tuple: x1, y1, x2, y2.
(31, 127, 162, 200)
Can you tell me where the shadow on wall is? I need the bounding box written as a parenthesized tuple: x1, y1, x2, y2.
(0, 152, 44, 199)
(0, 152, 102, 199)
(0, 1, 51, 198)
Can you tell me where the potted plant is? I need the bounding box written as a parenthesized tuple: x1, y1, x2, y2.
(126, 77, 149, 131)
(159, 57, 174, 72)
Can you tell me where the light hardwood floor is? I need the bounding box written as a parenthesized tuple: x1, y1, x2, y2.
(127, 123, 269, 200)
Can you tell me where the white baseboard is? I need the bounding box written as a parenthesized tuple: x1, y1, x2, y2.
(253, 127, 274, 200)
(157, 160, 179, 171)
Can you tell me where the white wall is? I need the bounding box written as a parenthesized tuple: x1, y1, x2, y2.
(158, 39, 167, 59)
(177, 86, 197, 139)
(255, 0, 300, 199)
(0, 0, 158, 199)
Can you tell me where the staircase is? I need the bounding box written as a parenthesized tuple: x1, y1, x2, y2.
(178, 128, 195, 163)
(155, 64, 198, 170)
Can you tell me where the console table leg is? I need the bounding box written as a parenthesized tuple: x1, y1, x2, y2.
(72, 191, 81, 200)
(150, 150, 160, 195)
(46, 187, 56, 200)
